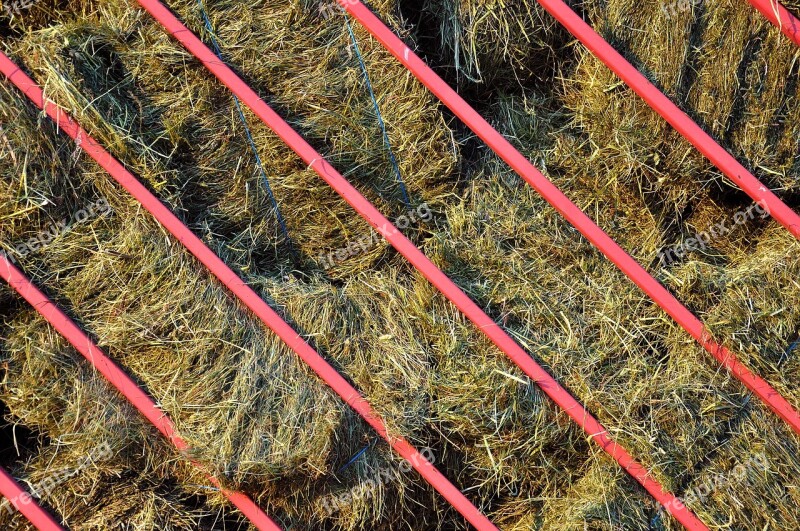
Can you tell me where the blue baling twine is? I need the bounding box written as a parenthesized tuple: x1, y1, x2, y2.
(343, 16, 411, 209)
(781, 336, 800, 364)
(337, 437, 378, 474)
(196, 0, 294, 252)
(787, 337, 800, 355)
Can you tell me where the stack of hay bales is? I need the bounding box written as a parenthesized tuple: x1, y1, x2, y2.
(566, 0, 800, 215)
(421, 89, 798, 528)
(5, 0, 458, 278)
(0, 0, 456, 528)
(548, 1, 800, 527)
(565, 0, 800, 425)
(0, 0, 799, 529)
(0, 0, 576, 528)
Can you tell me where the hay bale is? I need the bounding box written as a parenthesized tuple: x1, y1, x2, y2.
(0, 302, 247, 530)
(680, 226, 800, 407)
(426, 159, 746, 487)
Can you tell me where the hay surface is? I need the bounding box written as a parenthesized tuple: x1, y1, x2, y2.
(1, 0, 799, 529)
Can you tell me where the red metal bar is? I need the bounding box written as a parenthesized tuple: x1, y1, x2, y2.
(131, 2, 708, 529)
(0, 256, 282, 531)
(337, 0, 800, 438)
(748, 0, 800, 47)
(0, 466, 63, 531)
(0, 52, 494, 530)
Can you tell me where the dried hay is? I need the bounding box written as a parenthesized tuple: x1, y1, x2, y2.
(0, 0, 799, 529)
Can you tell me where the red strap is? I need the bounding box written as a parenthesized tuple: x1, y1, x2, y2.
(0, 466, 63, 531)
(748, 0, 800, 47)
(0, 50, 493, 530)
(133, 1, 707, 529)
